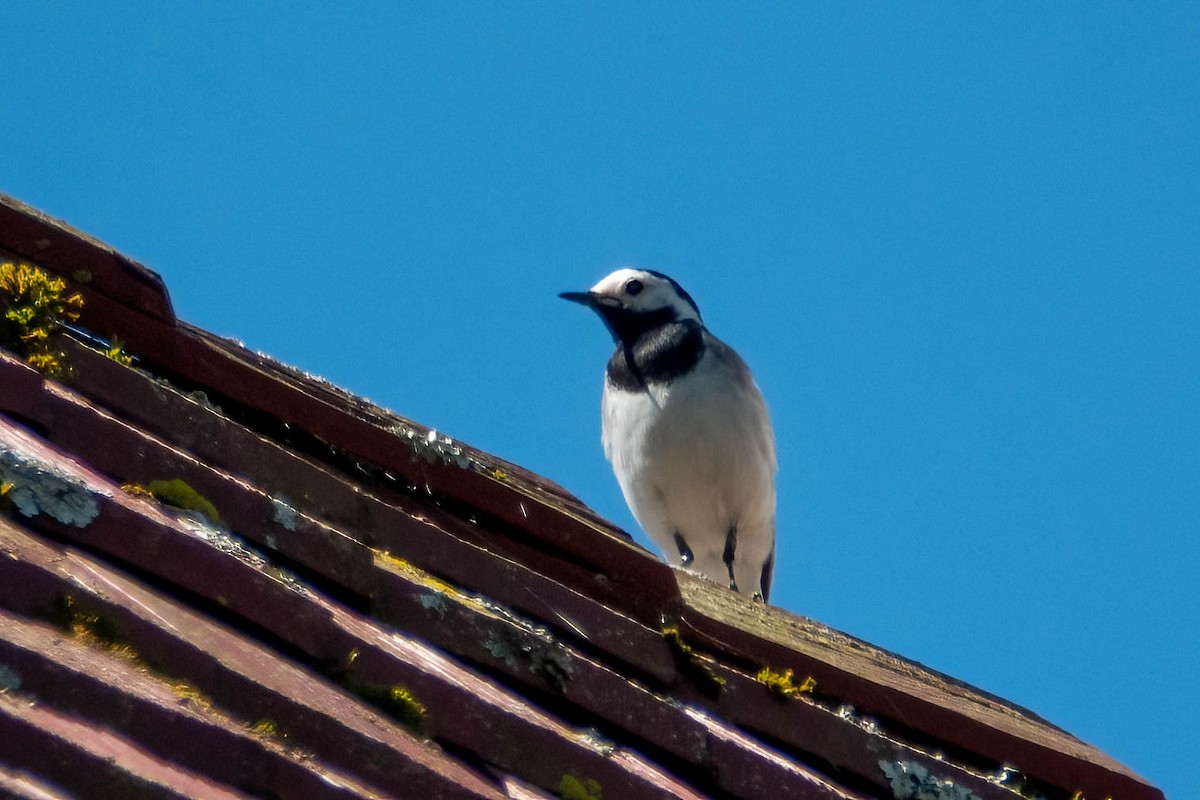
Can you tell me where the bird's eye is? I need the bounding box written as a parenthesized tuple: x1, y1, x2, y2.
(625, 279, 643, 296)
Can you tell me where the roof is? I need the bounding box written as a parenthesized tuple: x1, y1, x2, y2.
(0, 192, 1163, 800)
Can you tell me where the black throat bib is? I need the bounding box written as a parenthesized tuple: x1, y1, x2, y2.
(604, 317, 705, 391)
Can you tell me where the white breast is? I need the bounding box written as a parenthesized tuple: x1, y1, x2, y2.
(601, 335, 776, 594)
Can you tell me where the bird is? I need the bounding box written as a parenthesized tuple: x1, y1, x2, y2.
(560, 268, 777, 601)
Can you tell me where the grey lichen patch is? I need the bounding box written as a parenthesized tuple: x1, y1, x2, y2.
(482, 621, 574, 693)
(0, 663, 21, 693)
(390, 424, 473, 469)
(271, 495, 299, 531)
(879, 760, 982, 800)
(418, 591, 448, 618)
(0, 445, 101, 527)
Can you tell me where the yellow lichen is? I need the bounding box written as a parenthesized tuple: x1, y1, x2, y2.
(387, 686, 427, 730)
(52, 594, 153, 672)
(104, 337, 133, 366)
(169, 680, 213, 710)
(0, 261, 84, 377)
(53, 595, 222, 724)
(55, 594, 128, 652)
(373, 549, 459, 597)
(756, 666, 816, 699)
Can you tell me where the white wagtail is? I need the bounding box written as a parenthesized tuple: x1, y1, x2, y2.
(561, 268, 777, 601)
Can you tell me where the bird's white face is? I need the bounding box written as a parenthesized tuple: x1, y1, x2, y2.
(587, 268, 702, 323)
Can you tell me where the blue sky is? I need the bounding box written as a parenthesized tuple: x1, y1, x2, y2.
(3, 5, 1196, 796)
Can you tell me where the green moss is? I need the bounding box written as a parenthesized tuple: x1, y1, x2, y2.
(0, 261, 84, 377)
(662, 625, 726, 695)
(251, 718, 280, 738)
(557, 774, 602, 800)
(331, 650, 427, 736)
(124, 478, 223, 526)
(756, 666, 816, 699)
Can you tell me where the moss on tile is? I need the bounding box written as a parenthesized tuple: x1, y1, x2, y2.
(662, 624, 725, 695)
(122, 478, 222, 526)
(557, 773, 602, 800)
(250, 718, 282, 739)
(328, 647, 428, 735)
(350, 681, 428, 735)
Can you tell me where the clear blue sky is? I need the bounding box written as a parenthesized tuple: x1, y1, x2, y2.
(3, 5, 1196, 796)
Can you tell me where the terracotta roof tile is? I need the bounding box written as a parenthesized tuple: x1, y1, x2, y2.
(0, 192, 1163, 800)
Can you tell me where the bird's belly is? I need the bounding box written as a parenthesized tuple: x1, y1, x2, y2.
(604, 383, 774, 551)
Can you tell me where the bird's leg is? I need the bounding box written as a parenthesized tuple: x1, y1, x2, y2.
(673, 532, 694, 565)
(755, 547, 774, 603)
(723, 525, 739, 592)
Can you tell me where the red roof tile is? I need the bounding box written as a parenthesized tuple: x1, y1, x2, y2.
(0, 192, 1163, 800)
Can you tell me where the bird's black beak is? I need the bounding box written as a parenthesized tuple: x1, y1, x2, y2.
(559, 289, 624, 343)
(560, 290, 621, 310)
(558, 290, 595, 306)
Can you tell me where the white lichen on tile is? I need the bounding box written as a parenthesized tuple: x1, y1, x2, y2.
(576, 726, 617, 757)
(0, 445, 101, 527)
(175, 514, 308, 596)
(390, 424, 473, 469)
(177, 514, 267, 565)
(879, 760, 982, 800)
